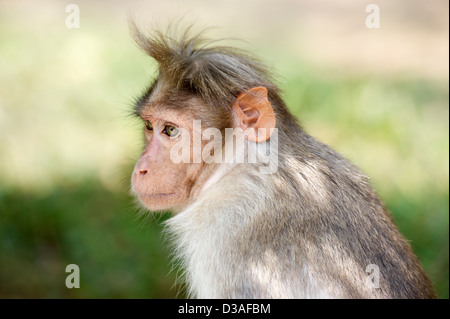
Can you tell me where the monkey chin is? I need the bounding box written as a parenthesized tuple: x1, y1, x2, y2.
(136, 192, 183, 212)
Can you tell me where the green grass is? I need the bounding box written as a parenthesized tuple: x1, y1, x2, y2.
(0, 182, 180, 298)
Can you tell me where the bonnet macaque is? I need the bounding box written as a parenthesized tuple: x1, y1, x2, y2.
(130, 24, 436, 299)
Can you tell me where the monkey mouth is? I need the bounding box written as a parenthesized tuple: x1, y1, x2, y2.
(139, 192, 176, 199)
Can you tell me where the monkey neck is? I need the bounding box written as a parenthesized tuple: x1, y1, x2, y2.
(164, 163, 276, 298)
(200, 162, 239, 193)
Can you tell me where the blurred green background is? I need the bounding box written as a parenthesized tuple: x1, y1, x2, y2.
(0, 0, 448, 298)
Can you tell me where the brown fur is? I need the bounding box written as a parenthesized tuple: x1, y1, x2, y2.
(130, 24, 436, 298)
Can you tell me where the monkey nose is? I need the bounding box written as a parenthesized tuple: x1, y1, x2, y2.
(138, 169, 148, 175)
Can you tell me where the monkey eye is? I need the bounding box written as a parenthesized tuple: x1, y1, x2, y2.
(144, 120, 153, 131)
(163, 125, 179, 137)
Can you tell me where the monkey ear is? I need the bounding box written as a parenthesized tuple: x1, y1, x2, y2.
(232, 87, 276, 142)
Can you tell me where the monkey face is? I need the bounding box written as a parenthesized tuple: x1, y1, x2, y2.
(131, 88, 276, 213)
(131, 109, 206, 212)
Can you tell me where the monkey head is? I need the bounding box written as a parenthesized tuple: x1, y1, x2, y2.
(131, 86, 276, 212)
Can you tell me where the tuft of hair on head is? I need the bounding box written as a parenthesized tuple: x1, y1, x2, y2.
(129, 20, 281, 111)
